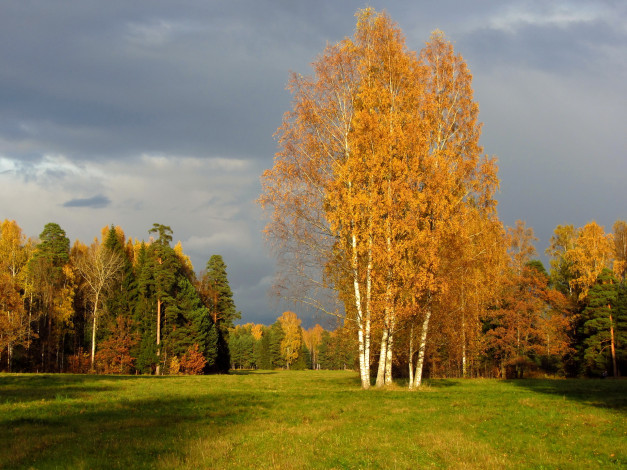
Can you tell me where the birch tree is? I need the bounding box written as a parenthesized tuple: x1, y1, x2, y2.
(260, 8, 499, 389)
(73, 240, 124, 370)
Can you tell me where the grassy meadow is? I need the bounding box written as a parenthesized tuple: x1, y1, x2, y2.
(0, 371, 625, 469)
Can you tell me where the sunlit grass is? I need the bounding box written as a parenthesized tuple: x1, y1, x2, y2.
(1, 371, 625, 469)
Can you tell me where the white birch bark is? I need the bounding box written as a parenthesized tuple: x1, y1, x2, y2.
(90, 291, 99, 370)
(408, 325, 414, 385)
(375, 328, 389, 387)
(385, 322, 394, 385)
(411, 307, 431, 388)
(351, 230, 370, 389)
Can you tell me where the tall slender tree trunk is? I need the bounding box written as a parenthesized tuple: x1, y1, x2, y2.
(90, 291, 99, 371)
(376, 328, 389, 387)
(461, 276, 467, 378)
(385, 322, 394, 385)
(408, 325, 414, 385)
(411, 306, 431, 389)
(156, 298, 162, 376)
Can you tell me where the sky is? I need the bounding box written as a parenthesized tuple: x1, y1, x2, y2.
(1, 1, 625, 327)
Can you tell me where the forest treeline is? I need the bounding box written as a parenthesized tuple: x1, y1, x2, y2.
(230, 219, 627, 380)
(229, 312, 357, 371)
(259, 8, 627, 387)
(0, 220, 240, 375)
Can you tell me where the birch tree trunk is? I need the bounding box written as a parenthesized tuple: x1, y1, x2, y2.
(385, 322, 394, 385)
(375, 328, 389, 387)
(351, 229, 370, 389)
(90, 291, 99, 370)
(408, 325, 414, 385)
(411, 307, 431, 388)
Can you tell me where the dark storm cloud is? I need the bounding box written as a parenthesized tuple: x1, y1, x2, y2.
(0, 1, 362, 163)
(1, 0, 625, 324)
(462, 18, 626, 77)
(63, 194, 111, 209)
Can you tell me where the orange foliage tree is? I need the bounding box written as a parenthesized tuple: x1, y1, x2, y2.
(260, 9, 499, 389)
(0, 220, 34, 370)
(278, 311, 303, 369)
(179, 343, 207, 375)
(487, 222, 570, 378)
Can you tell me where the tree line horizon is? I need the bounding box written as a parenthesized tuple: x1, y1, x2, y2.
(1, 8, 625, 385)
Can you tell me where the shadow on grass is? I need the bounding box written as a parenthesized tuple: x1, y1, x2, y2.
(230, 370, 277, 375)
(509, 378, 627, 414)
(1, 374, 275, 469)
(0, 374, 128, 403)
(423, 379, 461, 388)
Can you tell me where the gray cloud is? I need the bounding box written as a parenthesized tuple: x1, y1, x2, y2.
(63, 194, 111, 208)
(1, 0, 625, 325)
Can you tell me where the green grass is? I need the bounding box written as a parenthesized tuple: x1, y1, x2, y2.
(0, 371, 625, 469)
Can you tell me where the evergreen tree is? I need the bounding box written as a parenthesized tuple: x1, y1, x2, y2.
(198, 255, 240, 372)
(148, 225, 177, 375)
(199, 255, 241, 330)
(268, 321, 285, 369)
(581, 269, 627, 377)
(134, 242, 157, 373)
(104, 226, 137, 325)
(255, 327, 273, 370)
(292, 343, 312, 370)
(164, 276, 214, 364)
(28, 222, 72, 371)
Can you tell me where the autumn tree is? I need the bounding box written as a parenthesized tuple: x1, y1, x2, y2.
(546, 224, 577, 296)
(613, 221, 627, 282)
(179, 343, 208, 375)
(567, 222, 614, 302)
(0, 220, 34, 370)
(96, 315, 139, 374)
(303, 324, 325, 369)
(278, 311, 303, 369)
(73, 239, 125, 370)
(260, 8, 499, 389)
(486, 223, 570, 378)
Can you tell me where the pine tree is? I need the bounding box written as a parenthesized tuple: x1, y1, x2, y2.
(581, 269, 626, 377)
(28, 223, 73, 371)
(134, 242, 157, 374)
(198, 255, 240, 372)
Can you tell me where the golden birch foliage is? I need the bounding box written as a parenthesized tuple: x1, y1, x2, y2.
(0, 272, 28, 354)
(612, 220, 627, 280)
(251, 323, 264, 341)
(566, 221, 613, 301)
(507, 220, 537, 274)
(0, 220, 34, 354)
(260, 8, 500, 387)
(278, 311, 302, 368)
(546, 224, 577, 294)
(0, 220, 33, 279)
(430, 206, 505, 374)
(100, 225, 126, 247)
(174, 240, 194, 273)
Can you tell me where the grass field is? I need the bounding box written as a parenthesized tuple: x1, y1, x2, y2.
(0, 371, 625, 469)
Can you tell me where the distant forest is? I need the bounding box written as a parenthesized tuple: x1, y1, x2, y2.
(1, 218, 626, 380)
(0, 219, 356, 375)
